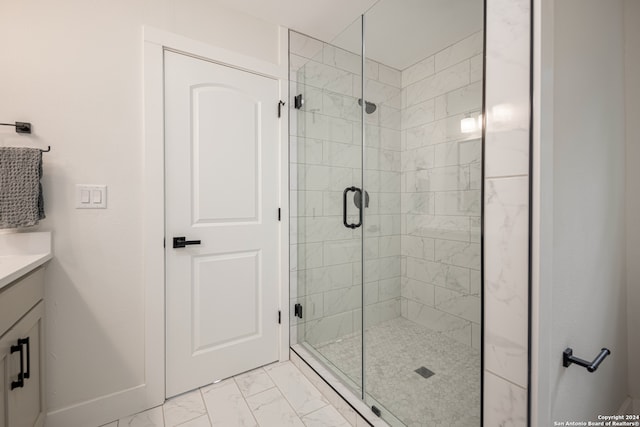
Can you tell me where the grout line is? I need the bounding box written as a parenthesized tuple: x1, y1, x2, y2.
(242, 388, 262, 427)
(242, 384, 278, 399)
(301, 404, 350, 425)
(200, 387, 215, 427)
(484, 173, 529, 180)
(173, 413, 208, 427)
(486, 369, 528, 391)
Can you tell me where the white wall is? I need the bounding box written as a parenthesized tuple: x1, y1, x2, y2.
(550, 0, 628, 421)
(625, 0, 640, 400)
(0, 1, 283, 424)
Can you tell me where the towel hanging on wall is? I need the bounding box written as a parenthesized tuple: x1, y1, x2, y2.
(0, 147, 45, 228)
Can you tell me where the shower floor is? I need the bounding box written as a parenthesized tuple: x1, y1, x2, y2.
(314, 317, 481, 426)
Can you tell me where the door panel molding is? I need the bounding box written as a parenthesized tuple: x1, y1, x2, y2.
(191, 84, 261, 224)
(191, 250, 262, 354)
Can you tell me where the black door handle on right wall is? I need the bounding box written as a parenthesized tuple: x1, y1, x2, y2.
(563, 347, 610, 372)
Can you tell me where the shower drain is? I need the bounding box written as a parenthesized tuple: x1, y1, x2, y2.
(415, 366, 435, 379)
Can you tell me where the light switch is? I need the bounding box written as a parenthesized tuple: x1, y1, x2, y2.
(76, 185, 107, 209)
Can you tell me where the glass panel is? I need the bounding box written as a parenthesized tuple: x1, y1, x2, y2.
(363, 0, 484, 425)
(289, 16, 365, 397)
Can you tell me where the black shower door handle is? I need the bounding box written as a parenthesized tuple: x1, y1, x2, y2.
(343, 186, 362, 229)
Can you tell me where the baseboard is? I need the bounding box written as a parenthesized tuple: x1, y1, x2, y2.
(619, 397, 633, 414)
(617, 397, 640, 415)
(45, 383, 163, 427)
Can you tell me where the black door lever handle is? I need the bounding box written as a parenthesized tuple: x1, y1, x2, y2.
(173, 237, 202, 248)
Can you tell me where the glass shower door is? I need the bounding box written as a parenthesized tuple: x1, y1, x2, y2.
(289, 17, 365, 396)
(290, 1, 484, 423)
(362, 1, 484, 425)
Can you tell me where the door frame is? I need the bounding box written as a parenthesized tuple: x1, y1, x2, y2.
(143, 26, 290, 405)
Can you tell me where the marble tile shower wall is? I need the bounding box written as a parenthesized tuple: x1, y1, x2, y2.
(399, 31, 484, 349)
(289, 31, 403, 347)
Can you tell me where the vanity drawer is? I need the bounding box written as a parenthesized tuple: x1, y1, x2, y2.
(0, 267, 44, 337)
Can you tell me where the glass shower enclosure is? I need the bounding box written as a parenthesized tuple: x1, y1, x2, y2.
(290, 1, 484, 425)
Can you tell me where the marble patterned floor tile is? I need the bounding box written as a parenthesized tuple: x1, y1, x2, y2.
(201, 380, 258, 427)
(116, 361, 354, 427)
(264, 362, 330, 416)
(176, 415, 211, 427)
(246, 387, 306, 427)
(301, 405, 351, 427)
(163, 389, 207, 427)
(118, 406, 164, 427)
(234, 367, 276, 398)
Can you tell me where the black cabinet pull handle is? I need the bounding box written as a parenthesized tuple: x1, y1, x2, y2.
(10, 340, 25, 390)
(343, 187, 363, 229)
(563, 347, 610, 372)
(18, 337, 30, 379)
(173, 237, 202, 248)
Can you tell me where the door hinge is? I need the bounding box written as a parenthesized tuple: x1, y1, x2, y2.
(278, 100, 285, 118)
(278, 310, 281, 324)
(294, 303, 303, 319)
(278, 208, 281, 221)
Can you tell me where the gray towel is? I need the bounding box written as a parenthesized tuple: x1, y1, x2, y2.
(0, 147, 45, 228)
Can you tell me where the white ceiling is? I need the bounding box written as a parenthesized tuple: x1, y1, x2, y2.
(333, 0, 484, 70)
(212, 0, 378, 46)
(213, 0, 483, 70)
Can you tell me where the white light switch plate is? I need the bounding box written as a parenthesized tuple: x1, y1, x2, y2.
(76, 185, 107, 209)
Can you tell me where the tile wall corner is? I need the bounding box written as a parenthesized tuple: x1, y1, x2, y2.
(484, 0, 531, 424)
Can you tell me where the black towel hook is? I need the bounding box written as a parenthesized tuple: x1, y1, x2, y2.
(0, 122, 32, 134)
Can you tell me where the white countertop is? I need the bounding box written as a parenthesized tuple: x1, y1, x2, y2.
(0, 231, 52, 291)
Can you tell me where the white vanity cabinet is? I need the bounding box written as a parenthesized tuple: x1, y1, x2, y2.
(0, 268, 45, 427)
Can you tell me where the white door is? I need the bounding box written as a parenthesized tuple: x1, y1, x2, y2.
(164, 50, 281, 398)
